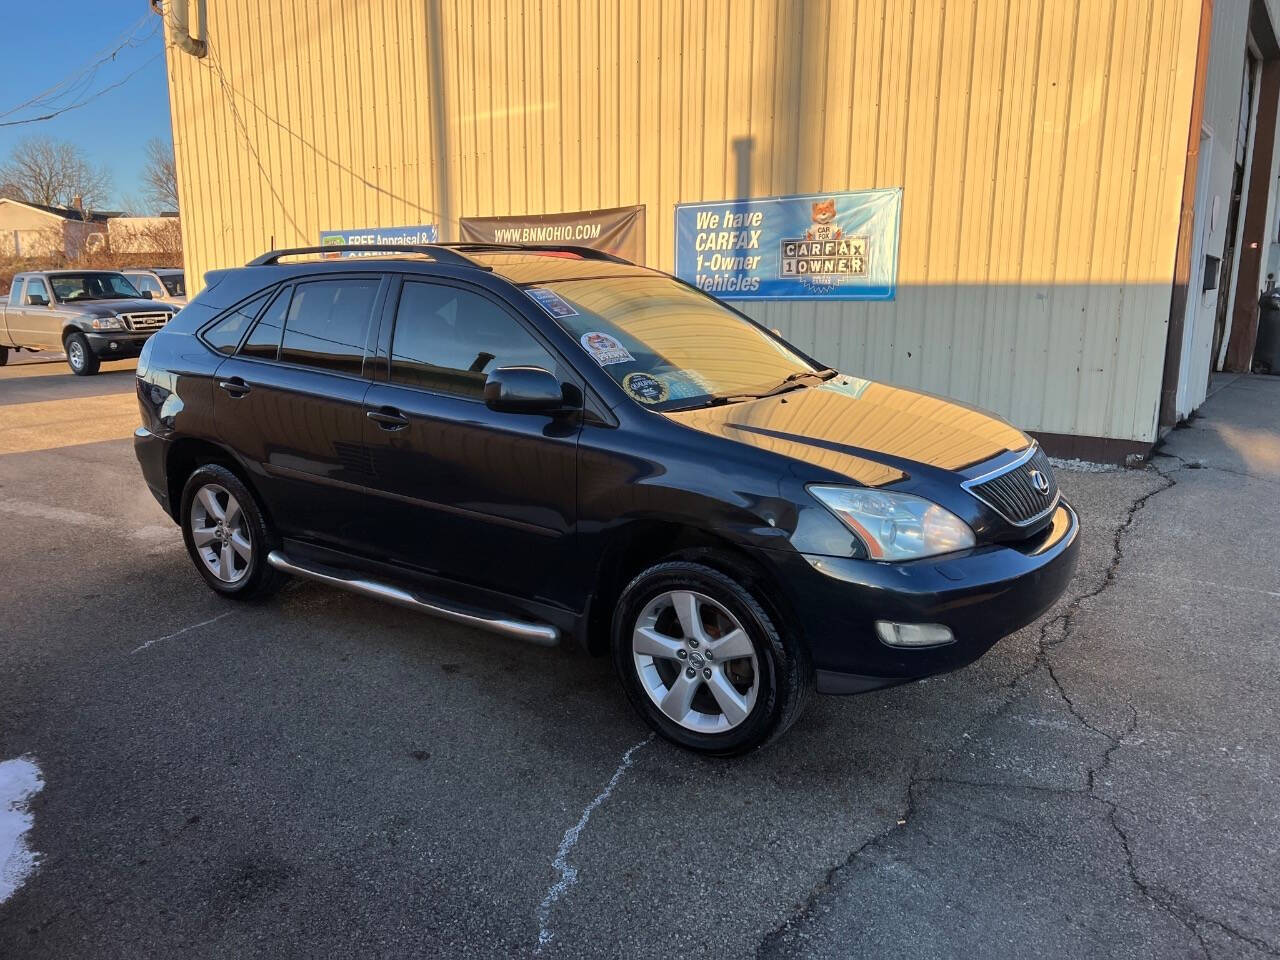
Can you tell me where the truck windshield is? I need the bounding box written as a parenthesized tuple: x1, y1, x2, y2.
(48, 273, 142, 302)
(524, 274, 818, 410)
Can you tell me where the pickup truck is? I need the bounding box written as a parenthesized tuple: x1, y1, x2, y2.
(1, 269, 178, 375)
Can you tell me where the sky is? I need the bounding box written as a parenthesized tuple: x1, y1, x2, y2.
(0, 2, 172, 212)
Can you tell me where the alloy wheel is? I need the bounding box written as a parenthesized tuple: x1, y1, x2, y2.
(632, 589, 760, 733)
(67, 339, 85, 371)
(189, 483, 252, 583)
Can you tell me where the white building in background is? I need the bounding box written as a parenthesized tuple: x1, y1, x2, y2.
(0, 198, 107, 259)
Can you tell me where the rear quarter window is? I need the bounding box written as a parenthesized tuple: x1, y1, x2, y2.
(201, 292, 270, 355)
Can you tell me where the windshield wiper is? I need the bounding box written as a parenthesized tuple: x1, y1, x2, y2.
(676, 368, 839, 409)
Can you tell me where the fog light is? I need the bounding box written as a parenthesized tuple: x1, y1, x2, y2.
(875, 621, 955, 648)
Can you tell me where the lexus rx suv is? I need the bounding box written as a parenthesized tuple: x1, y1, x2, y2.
(133, 243, 1079, 755)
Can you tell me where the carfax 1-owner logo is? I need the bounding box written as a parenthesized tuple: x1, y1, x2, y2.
(780, 198, 869, 285)
(674, 188, 901, 301)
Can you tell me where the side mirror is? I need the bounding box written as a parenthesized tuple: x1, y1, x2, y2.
(140, 290, 153, 299)
(27, 293, 48, 307)
(483, 366, 566, 413)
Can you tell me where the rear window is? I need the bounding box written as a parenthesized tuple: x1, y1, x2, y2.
(239, 286, 291, 360)
(277, 278, 380, 376)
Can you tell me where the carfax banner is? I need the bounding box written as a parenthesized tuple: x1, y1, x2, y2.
(459, 204, 646, 264)
(674, 188, 902, 300)
(319, 224, 438, 257)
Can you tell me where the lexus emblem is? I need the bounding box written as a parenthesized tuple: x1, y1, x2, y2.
(1029, 469, 1051, 496)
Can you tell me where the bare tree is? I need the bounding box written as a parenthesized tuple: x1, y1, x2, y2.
(0, 136, 112, 212)
(141, 138, 179, 213)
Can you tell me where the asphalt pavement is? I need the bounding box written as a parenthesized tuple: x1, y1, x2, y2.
(0, 361, 1276, 959)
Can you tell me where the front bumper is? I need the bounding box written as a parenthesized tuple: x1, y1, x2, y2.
(762, 500, 1081, 693)
(84, 331, 153, 359)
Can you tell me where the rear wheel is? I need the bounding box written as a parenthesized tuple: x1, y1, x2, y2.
(0, 346, 8, 366)
(65, 333, 100, 376)
(179, 464, 284, 600)
(612, 561, 811, 755)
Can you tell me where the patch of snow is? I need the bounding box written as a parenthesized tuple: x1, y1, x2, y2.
(536, 735, 653, 951)
(0, 755, 45, 905)
(1049, 457, 1119, 474)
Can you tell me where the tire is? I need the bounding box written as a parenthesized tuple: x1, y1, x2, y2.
(179, 464, 284, 600)
(65, 332, 100, 376)
(611, 560, 812, 756)
(0, 346, 8, 366)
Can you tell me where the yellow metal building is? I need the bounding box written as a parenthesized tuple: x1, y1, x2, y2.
(163, 0, 1280, 460)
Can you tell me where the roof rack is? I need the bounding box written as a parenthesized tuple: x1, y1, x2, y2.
(246, 244, 487, 268)
(434, 242, 633, 265)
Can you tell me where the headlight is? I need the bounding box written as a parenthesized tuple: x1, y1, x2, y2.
(91, 316, 124, 331)
(808, 486, 975, 561)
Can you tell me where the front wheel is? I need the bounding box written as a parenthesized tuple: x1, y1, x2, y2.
(611, 561, 812, 756)
(65, 333, 100, 376)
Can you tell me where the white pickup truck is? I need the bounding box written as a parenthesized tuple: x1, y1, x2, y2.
(0, 269, 177, 375)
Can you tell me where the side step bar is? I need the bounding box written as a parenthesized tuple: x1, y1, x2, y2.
(266, 550, 560, 647)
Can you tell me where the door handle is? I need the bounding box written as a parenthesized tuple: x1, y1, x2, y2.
(218, 377, 251, 397)
(367, 407, 410, 430)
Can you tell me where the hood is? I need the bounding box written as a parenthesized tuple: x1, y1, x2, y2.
(663, 375, 1030, 488)
(73, 299, 175, 318)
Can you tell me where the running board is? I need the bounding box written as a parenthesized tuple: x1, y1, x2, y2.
(266, 550, 560, 646)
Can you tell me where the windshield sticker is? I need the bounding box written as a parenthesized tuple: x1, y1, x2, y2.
(580, 332, 635, 366)
(623, 372, 670, 405)
(527, 287, 580, 318)
(658, 372, 706, 400)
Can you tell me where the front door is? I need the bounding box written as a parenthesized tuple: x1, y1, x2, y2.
(360, 278, 581, 609)
(11, 277, 61, 349)
(212, 276, 387, 553)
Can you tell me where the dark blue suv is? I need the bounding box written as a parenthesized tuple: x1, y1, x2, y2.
(134, 244, 1079, 755)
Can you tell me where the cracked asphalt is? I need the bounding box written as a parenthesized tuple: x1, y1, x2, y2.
(1, 360, 1276, 959)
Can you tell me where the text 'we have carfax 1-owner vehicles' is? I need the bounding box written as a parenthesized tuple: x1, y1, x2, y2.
(133, 243, 1079, 755)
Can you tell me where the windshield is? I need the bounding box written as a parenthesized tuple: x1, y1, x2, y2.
(526, 275, 817, 410)
(48, 273, 142, 302)
(159, 273, 185, 297)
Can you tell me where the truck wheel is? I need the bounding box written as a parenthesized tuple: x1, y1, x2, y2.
(611, 561, 812, 756)
(65, 333, 100, 376)
(0, 346, 8, 366)
(179, 464, 284, 600)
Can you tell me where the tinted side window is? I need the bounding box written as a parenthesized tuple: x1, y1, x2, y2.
(278, 278, 380, 376)
(204, 292, 269, 355)
(390, 282, 556, 398)
(7, 280, 22, 306)
(239, 286, 291, 360)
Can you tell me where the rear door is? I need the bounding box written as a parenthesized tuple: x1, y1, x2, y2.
(360, 277, 582, 608)
(212, 275, 387, 553)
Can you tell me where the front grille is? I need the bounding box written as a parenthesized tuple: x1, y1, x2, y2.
(119, 312, 171, 331)
(964, 445, 1059, 527)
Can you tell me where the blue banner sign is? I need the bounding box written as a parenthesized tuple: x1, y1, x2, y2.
(675, 189, 901, 300)
(319, 224, 438, 257)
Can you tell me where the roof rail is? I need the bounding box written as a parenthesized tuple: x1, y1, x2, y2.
(246, 244, 487, 269)
(435, 242, 633, 265)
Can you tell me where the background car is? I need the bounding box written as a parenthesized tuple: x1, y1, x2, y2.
(123, 268, 187, 307)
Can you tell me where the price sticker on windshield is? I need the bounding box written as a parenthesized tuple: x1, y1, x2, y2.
(526, 287, 579, 318)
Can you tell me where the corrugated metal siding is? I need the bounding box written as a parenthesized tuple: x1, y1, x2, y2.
(167, 0, 1203, 443)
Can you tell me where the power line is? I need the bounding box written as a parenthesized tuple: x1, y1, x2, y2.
(0, 51, 164, 129)
(0, 13, 160, 122)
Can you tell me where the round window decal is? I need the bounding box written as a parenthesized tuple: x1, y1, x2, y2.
(623, 372, 669, 405)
